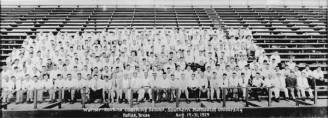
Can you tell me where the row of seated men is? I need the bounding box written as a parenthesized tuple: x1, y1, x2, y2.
(1, 63, 323, 104)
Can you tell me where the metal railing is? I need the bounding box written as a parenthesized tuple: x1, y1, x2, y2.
(1, 85, 327, 109)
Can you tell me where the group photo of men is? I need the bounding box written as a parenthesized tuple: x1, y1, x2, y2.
(1, 26, 325, 105)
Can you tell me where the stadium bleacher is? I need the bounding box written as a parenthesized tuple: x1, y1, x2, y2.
(216, 7, 327, 78)
(1, 7, 327, 80)
(1, 2, 328, 117)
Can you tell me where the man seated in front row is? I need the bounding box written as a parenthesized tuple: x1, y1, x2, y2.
(139, 71, 153, 102)
(169, 74, 178, 103)
(271, 72, 289, 102)
(188, 73, 200, 102)
(151, 72, 161, 103)
(102, 75, 114, 103)
(90, 74, 104, 103)
(251, 73, 263, 102)
(131, 71, 148, 103)
(228, 72, 239, 102)
(178, 73, 190, 103)
(210, 71, 222, 103)
(121, 73, 131, 104)
(238, 72, 250, 101)
(158, 72, 172, 102)
(198, 71, 210, 102)
(286, 70, 297, 100)
(296, 72, 314, 101)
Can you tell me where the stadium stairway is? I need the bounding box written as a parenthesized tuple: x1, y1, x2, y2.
(204, 8, 221, 28)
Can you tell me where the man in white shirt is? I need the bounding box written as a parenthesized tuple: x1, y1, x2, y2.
(198, 72, 209, 102)
(296, 72, 314, 101)
(139, 71, 153, 103)
(22, 74, 34, 103)
(270, 59, 279, 70)
(255, 46, 264, 58)
(223, 65, 233, 79)
(185, 50, 195, 65)
(150, 72, 161, 103)
(312, 66, 324, 85)
(34, 74, 46, 103)
(178, 73, 190, 103)
(187, 73, 200, 102)
(42, 74, 54, 103)
(54, 74, 64, 102)
(204, 66, 213, 81)
(158, 72, 171, 102)
(66, 73, 79, 104)
(272, 72, 289, 102)
(168, 74, 178, 103)
(286, 58, 296, 70)
(221, 73, 229, 97)
(258, 52, 269, 65)
(184, 66, 193, 81)
(302, 65, 315, 89)
(15, 76, 23, 104)
(121, 73, 131, 104)
(72, 73, 84, 103)
(228, 28, 237, 37)
(228, 72, 240, 101)
(262, 63, 275, 79)
(130, 71, 143, 102)
(102, 75, 114, 103)
(63, 74, 73, 103)
(251, 73, 263, 102)
(210, 72, 222, 103)
(238, 73, 250, 101)
(270, 51, 281, 64)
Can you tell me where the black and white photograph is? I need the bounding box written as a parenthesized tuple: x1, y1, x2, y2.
(0, 0, 327, 117)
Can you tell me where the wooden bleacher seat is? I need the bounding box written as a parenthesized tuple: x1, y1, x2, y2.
(0, 7, 326, 79)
